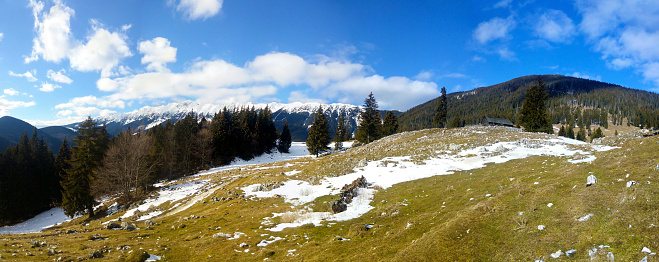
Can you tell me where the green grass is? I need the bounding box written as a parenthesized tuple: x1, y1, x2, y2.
(1, 126, 658, 261)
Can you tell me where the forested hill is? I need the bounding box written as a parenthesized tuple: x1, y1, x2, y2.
(399, 74, 659, 131)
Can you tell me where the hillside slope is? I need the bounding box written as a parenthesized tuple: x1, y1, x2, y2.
(1, 126, 657, 261)
(399, 75, 659, 131)
(0, 116, 66, 152)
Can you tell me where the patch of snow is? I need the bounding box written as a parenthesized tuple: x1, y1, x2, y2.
(145, 253, 161, 261)
(547, 203, 553, 208)
(642, 247, 652, 253)
(257, 236, 283, 247)
(538, 225, 546, 230)
(550, 250, 563, 258)
(0, 207, 79, 234)
(121, 181, 206, 220)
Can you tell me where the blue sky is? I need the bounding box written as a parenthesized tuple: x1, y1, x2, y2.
(0, 0, 658, 126)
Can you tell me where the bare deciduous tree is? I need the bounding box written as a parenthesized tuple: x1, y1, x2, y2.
(93, 128, 155, 202)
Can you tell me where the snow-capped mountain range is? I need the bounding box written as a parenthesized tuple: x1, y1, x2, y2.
(68, 101, 366, 141)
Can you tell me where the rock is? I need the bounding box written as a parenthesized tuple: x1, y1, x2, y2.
(537, 225, 546, 230)
(640, 256, 647, 262)
(121, 222, 136, 231)
(239, 243, 250, 248)
(577, 214, 594, 222)
(565, 249, 577, 257)
(66, 229, 78, 234)
(449, 143, 461, 151)
(550, 250, 563, 258)
(587, 175, 598, 186)
(144, 220, 155, 226)
(213, 232, 232, 238)
(89, 250, 103, 259)
(104, 222, 121, 230)
(357, 159, 368, 167)
(626, 181, 639, 187)
(588, 247, 597, 259)
(642, 247, 652, 253)
(607, 251, 614, 261)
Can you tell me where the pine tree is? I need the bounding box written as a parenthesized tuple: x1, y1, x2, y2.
(558, 125, 566, 137)
(614, 129, 619, 136)
(382, 111, 399, 136)
(449, 115, 463, 128)
(334, 115, 347, 150)
(356, 92, 383, 144)
(61, 117, 106, 218)
(592, 127, 604, 141)
(434, 87, 448, 128)
(567, 125, 575, 139)
(519, 78, 553, 134)
(576, 126, 587, 141)
(306, 107, 330, 156)
(278, 120, 292, 153)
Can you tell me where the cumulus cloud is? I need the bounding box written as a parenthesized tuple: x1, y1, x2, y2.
(26, 0, 74, 63)
(175, 0, 223, 20)
(47, 69, 73, 84)
(39, 82, 62, 92)
(288, 91, 328, 104)
(414, 71, 434, 81)
(0, 96, 36, 116)
(9, 70, 38, 82)
(55, 95, 125, 109)
(3, 89, 20, 96)
(473, 16, 516, 44)
(533, 9, 576, 43)
(138, 37, 177, 72)
(494, 0, 513, 9)
(576, 0, 659, 86)
(26, 1, 132, 77)
(68, 23, 132, 77)
(95, 51, 436, 110)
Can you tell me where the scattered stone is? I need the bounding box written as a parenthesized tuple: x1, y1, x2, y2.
(588, 247, 597, 259)
(66, 229, 78, 234)
(640, 256, 647, 262)
(331, 176, 368, 213)
(642, 247, 652, 253)
(89, 250, 102, 259)
(239, 243, 250, 248)
(550, 250, 563, 258)
(104, 222, 121, 230)
(577, 214, 594, 222)
(144, 220, 155, 226)
(357, 159, 368, 168)
(627, 181, 639, 187)
(213, 232, 232, 238)
(607, 252, 614, 261)
(587, 175, 598, 186)
(547, 203, 553, 208)
(538, 225, 546, 231)
(565, 249, 577, 257)
(121, 222, 136, 231)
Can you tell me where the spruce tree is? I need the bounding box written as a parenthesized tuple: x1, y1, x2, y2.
(334, 115, 347, 150)
(356, 92, 383, 144)
(576, 126, 587, 141)
(306, 107, 330, 156)
(278, 120, 292, 153)
(434, 87, 448, 128)
(519, 78, 553, 134)
(54, 139, 71, 206)
(382, 111, 399, 136)
(558, 125, 566, 137)
(61, 117, 106, 218)
(449, 115, 463, 128)
(566, 125, 575, 139)
(592, 127, 604, 140)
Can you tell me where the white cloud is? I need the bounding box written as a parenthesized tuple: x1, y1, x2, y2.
(47, 69, 73, 84)
(39, 82, 62, 92)
(95, 51, 434, 110)
(175, 0, 223, 20)
(534, 10, 576, 43)
(414, 70, 434, 81)
(9, 70, 38, 82)
(0, 32, 4, 42)
(68, 25, 132, 77)
(571, 72, 602, 81)
(472, 55, 486, 62)
(55, 95, 125, 109)
(325, 75, 439, 110)
(440, 73, 468, 78)
(3, 89, 20, 96)
(288, 91, 327, 104)
(473, 16, 516, 44)
(494, 0, 513, 9)
(27, 1, 132, 77)
(26, 0, 74, 63)
(496, 47, 517, 61)
(576, 0, 659, 87)
(138, 37, 177, 72)
(0, 96, 36, 116)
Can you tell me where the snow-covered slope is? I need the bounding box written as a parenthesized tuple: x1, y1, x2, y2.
(69, 101, 364, 141)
